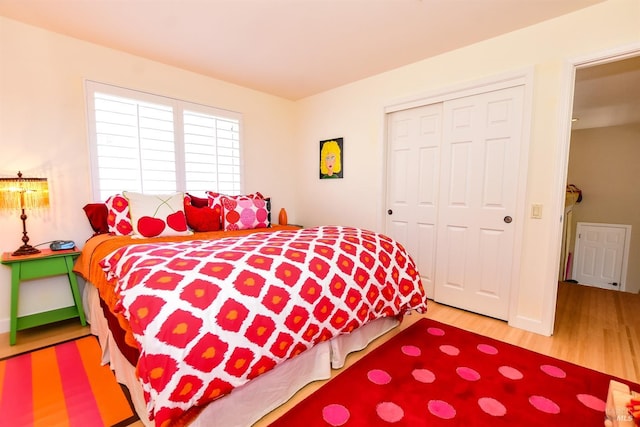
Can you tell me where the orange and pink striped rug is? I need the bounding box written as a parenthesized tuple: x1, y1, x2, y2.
(0, 336, 137, 427)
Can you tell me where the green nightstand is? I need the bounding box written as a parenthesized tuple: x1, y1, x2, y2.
(1, 248, 87, 345)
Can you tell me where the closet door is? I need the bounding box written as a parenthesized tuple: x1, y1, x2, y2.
(385, 103, 443, 297)
(434, 86, 524, 320)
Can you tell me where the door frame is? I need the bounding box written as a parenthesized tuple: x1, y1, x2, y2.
(572, 222, 631, 291)
(382, 68, 534, 328)
(551, 42, 640, 332)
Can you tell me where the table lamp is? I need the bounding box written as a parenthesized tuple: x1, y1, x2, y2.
(0, 171, 50, 256)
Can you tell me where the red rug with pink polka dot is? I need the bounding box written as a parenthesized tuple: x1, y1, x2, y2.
(269, 318, 639, 426)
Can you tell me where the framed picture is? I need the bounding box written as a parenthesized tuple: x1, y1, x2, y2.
(319, 138, 344, 179)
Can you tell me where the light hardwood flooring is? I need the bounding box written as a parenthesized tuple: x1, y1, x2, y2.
(1, 281, 638, 426)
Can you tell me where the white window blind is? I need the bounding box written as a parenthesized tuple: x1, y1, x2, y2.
(85, 81, 242, 201)
(183, 110, 241, 195)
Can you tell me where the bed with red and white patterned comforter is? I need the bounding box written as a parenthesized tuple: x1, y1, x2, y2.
(100, 225, 427, 426)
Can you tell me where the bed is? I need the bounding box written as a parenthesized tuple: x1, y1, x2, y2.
(74, 224, 427, 426)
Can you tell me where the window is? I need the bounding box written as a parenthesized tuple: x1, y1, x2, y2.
(85, 81, 242, 201)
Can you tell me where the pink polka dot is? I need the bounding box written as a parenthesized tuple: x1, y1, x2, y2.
(428, 400, 456, 419)
(456, 366, 481, 381)
(238, 198, 254, 208)
(540, 364, 566, 378)
(529, 395, 560, 414)
(427, 327, 445, 336)
(401, 345, 421, 356)
(577, 394, 606, 411)
(322, 404, 350, 426)
(439, 344, 460, 356)
(239, 208, 257, 226)
(376, 401, 404, 423)
(256, 207, 268, 222)
(477, 344, 498, 355)
(412, 368, 436, 383)
(498, 366, 524, 380)
(478, 397, 507, 416)
(368, 369, 392, 385)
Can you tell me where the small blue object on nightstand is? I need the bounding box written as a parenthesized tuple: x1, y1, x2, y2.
(50, 240, 76, 251)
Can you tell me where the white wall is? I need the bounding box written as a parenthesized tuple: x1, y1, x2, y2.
(0, 17, 297, 333)
(293, 0, 640, 335)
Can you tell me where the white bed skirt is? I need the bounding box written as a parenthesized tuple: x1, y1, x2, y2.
(83, 284, 399, 426)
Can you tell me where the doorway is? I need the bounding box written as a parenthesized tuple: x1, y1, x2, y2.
(560, 49, 640, 296)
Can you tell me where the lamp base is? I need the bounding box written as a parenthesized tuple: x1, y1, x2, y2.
(12, 244, 41, 257)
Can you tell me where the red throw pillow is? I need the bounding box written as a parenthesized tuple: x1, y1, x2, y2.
(184, 204, 221, 232)
(83, 203, 109, 235)
(185, 193, 209, 208)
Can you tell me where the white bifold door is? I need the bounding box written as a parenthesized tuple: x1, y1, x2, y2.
(386, 85, 525, 320)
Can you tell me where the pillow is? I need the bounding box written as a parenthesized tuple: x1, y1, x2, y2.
(264, 197, 272, 225)
(123, 191, 192, 238)
(206, 191, 265, 220)
(221, 195, 270, 230)
(205, 191, 228, 228)
(105, 194, 133, 236)
(185, 193, 209, 208)
(184, 203, 220, 232)
(83, 203, 109, 235)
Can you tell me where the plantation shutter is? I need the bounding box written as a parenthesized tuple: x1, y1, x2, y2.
(86, 81, 242, 201)
(183, 110, 241, 195)
(92, 93, 176, 199)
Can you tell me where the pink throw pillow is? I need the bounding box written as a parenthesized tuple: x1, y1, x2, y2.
(221, 195, 270, 230)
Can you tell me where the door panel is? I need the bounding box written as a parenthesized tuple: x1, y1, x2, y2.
(435, 86, 524, 320)
(449, 141, 471, 206)
(386, 103, 443, 297)
(478, 228, 502, 297)
(442, 225, 468, 288)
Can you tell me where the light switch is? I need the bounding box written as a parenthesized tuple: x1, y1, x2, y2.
(531, 204, 543, 219)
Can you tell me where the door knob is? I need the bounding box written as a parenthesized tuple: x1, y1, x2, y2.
(387, 209, 393, 215)
(504, 216, 512, 223)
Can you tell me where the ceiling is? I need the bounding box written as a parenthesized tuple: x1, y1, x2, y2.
(0, 0, 606, 101)
(572, 55, 640, 130)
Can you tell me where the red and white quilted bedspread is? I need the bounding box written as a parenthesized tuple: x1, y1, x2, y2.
(101, 226, 427, 426)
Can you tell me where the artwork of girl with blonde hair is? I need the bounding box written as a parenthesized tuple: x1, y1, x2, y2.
(320, 138, 343, 179)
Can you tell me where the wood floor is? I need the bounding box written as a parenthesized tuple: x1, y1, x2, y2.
(1, 281, 638, 426)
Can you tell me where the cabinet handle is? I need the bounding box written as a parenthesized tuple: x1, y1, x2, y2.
(387, 209, 393, 215)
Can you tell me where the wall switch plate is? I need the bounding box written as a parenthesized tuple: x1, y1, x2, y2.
(531, 204, 543, 219)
